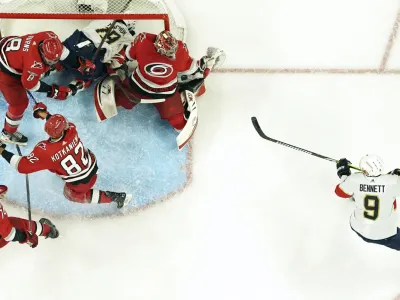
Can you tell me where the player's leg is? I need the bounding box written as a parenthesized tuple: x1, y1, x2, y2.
(0, 72, 29, 145)
(8, 217, 59, 239)
(63, 174, 132, 208)
(154, 92, 186, 131)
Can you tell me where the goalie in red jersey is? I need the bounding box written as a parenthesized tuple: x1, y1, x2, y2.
(0, 185, 59, 249)
(94, 30, 225, 149)
(0, 103, 132, 208)
(0, 31, 95, 146)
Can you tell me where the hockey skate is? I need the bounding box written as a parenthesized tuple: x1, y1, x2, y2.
(105, 191, 133, 209)
(1, 129, 28, 146)
(39, 218, 59, 239)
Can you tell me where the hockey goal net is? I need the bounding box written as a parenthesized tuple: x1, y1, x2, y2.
(0, 0, 187, 41)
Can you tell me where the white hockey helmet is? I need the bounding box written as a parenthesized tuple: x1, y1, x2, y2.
(359, 154, 384, 177)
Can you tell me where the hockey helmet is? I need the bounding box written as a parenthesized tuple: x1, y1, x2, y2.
(359, 154, 384, 177)
(0, 185, 8, 199)
(154, 30, 178, 59)
(39, 37, 63, 66)
(45, 114, 68, 139)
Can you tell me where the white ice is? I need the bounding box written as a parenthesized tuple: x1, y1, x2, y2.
(2, 0, 400, 299)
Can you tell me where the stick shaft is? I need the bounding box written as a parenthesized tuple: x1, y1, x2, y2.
(251, 117, 362, 171)
(16, 145, 32, 232)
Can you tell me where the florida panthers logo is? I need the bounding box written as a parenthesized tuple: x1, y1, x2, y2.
(144, 63, 174, 78)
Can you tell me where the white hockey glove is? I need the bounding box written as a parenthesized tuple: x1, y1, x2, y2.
(204, 47, 226, 70)
(178, 47, 225, 85)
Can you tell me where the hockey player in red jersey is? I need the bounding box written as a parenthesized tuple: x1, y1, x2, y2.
(0, 185, 59, 248)
(0, 31, 95, 146)
(0, 103, 132, 208)
(94, 30, 225, 149)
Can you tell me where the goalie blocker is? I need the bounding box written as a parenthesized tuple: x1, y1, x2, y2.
(94, 75, 203, 150)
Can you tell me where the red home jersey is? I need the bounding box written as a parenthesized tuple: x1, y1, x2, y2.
(11, 123, 98, 184)
(125, 33, 197, 97)
(0, 31, 66, 91)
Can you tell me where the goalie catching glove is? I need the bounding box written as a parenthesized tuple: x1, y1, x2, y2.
(178, 47, 226, 85)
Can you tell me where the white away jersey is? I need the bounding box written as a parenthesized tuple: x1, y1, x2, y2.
(82, 20, 134, 63)
(337, 172, 400, 240)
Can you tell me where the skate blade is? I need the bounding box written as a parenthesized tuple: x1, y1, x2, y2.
(0, 137, 27, 146)
(121, 194, 133, 208)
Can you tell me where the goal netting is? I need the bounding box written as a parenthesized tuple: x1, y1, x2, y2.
(0, 0, 187, 41)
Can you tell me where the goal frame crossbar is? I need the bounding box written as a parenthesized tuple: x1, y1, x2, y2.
(0, 13, 170, 30)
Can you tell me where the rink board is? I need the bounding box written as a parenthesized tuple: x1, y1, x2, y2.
(0, 73, 191, 217)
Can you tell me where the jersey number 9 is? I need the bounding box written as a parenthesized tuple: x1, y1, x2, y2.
(363, 195, 380, 221)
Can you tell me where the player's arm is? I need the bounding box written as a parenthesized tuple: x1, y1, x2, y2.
(335, 158, 354, 198)
(0, 142, 48, 174)
(125, 32, 146, 61)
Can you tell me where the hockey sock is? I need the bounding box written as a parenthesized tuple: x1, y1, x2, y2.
(89, 189, 112, 204)
(3, 111, 23, 134)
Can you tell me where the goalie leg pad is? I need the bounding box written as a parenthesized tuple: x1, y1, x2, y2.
(94, 76, 118, 122)
(154, 91, 185, 130)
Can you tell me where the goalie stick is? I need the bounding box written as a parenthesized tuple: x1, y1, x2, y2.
(15, 145, 33, 233)
(251, 116, 362, 171)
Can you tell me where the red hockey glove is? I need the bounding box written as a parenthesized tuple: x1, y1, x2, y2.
(76, 57, 96, 76)
(33, 102, 48, 119)
(47, 84, 72, 100)
(23, 231, 38, 248)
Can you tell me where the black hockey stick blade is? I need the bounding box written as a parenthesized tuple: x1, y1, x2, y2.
(251, 117, 362, 171)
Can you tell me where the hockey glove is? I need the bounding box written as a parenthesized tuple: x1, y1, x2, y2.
(336, 158, 351, 178)
(389, 169, 400, 176)
(0, 140, 6, 152)
(47, 84, 72, 100)
(205, 47, 226, 70)
(33, 102, 48, 119)
(68, 79, 92, 96)
(23, 231, 38, 248)
(76, 57, 96, 76)
(42, 62, 64, 78)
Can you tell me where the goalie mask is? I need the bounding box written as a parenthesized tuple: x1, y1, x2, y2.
(154, 30, 178, 59)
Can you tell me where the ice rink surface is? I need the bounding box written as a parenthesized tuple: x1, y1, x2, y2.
(2, 0, 400, 299)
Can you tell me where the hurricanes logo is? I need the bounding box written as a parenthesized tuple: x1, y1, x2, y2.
(144, 63, 173, 78)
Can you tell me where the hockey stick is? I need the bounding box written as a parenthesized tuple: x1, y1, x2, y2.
(27, 90, 38, 104)
(121, 0, 133, 12)
(251, 117, 362, 171)
(91, 20, 117, 63)
(15, 145, 32, 233)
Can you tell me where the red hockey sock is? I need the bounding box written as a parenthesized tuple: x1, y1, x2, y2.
(89, 190, 112, 204)
(3, 111, 23, 134)
(39, 223, 51, 237)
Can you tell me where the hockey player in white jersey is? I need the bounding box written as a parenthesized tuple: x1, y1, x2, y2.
(335, 154, 400, 250)
(59, 19, 135, 92)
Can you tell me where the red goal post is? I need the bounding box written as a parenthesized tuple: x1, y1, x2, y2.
(0, 0, 187, 41)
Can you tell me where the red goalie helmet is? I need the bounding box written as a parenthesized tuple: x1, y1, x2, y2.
(45, 114, 68, 139)
(39, 37, 63, 66)
(154, 30, 178, 59)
